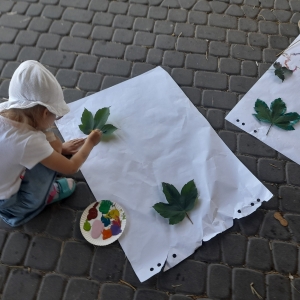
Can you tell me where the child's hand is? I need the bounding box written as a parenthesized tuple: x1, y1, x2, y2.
(62, 138, 85, 155)
(87, 129, 102, 146)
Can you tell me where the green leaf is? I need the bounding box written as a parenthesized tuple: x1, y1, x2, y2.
(153, 180, 198, 225)
(273, 62, 293, 82)
(78, 108, 94, 135)
(94, 107, 110, 130)
(253, 98, 300, 135)
(101, 124, 118, 136)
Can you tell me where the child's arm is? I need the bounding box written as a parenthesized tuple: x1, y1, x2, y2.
(40, 130, 102, 174)
(45, 131, 63, 154)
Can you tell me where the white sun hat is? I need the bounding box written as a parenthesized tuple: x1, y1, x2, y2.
(0, 60, 70, 117)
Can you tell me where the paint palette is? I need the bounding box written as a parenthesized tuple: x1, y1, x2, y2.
(80, 201, 126, 246)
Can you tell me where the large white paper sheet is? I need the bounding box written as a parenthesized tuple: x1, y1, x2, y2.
(226, 35, 300, 164)
(56, 67, 272, 282)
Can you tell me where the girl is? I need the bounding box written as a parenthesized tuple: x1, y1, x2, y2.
(0, 60, 101, 227)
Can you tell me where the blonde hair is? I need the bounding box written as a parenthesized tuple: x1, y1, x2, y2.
(0, 105, 47, 129)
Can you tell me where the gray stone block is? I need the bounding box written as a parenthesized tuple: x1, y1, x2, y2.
(241, 60, 257, 77)
(280, 186, 300, 214)
(0, 80, 10, 98)
(239, 209, 264, 236)
(60, 0, 90, 8)
(174, 23, 195, 37)
(273, 9, 292, 22)
(27, 4, 45, 16)
(193, 0, 212, 12)
(181, 87, 201, 105)
(258, 158, 285, 183)
(219, 58, 240, 74)
(259, 9, 277, 21)
(286, 162, 300, 186)
(208, 13, 237, 29)
(285, 214, 300, 243)
(73, 211, 85, 242)
(59, 36, 92, 53)
(279, 23, 299, 37)
(263, 48, 279, 63)
(161, 0, 180, 8)
(195, 71, 227, 89)
(210, 1, 228, 13)
(186, 54, 218, 71)
(37, 33, 61, 49)
(49, 20, 72, 35)
(147, 48, 163, 65)
(171, 68, 193, 86)
(97, 58, 131, 76)
(158, 260, 207, 294)
(237, 154, 257, 175)
(232, 268, 265, 300)
(100, 283, 133, 300)
(229, 75, 257, 93)
(131, 63, 155, 77)
(226, 4, 244, 16)
(58, 241, 93, 276)
(188, 11, 207, 24)
(209, 41, 229, 57)
(71, 23, 92, 38)
(0, 1, 14, 13)
(28, 17, 52, 32)
(219, 130, 236, 151)
(259, 62, 272, 77)
(92, 41, 125, 58)
(41, 50, 76, 68)
(155, 34, 176, 50)
(242, 5, 260, 18)
(133, 17, 154, 31)
(238, 18, 258, 32)
(194, 235, 221, 262)
(202, 91, 236, 111)
(0, 14, 31, 29)
(74, 54, 98, 72)
(125, 45, 147, 61)
(231, 44, 261, 61)
(207, 264, 231, 299)
(179, 0, 197, 9)
(64, 278, 99, 300)
(177, 37, 207, 53)
(246, 237, 272, 271)
(89, 0, 109, 12)
(63, 89, 86, 102)
(168, 9, 187, 22)
(93, 12, 114, 26)
(0, 44, 20, 60)
(154, 20, 175, 34)
(196, 25, 226, 41)
(266, 274, 291, 299)
(0, 27, 17, 43)
(148, 6, 168, 19)
(62, 8, 93, 23)
(113, 15, 134, 29)
(134, 31, 156, 46)
(101, 76, 128, 89)
(15, 30, 39, 46)
(42, 5, 64, 19)
(272, 241, 297, 274)
(113, 29, 135, 44)
(129, 4, 148, 17)
(134, 289, 169, 300)
(227, 30, 246, 44)
(78, 73, 103, 91)
(249, 32, 268, 47)
(260, 0, 274, 8)
(207, 108, 224, 130)
(259, 20, 278, 34)
(91, 25, 114, 41)
(1, 232, 29, 265)
(37, 274, 66, 300)
(2, 269, 41, 300)
(260, 211, 291, 240)
(1, 62, 20, 79)
(164, 51, 185, 67)
(23, 206, 52, 234)
(108, 1, 128, 14)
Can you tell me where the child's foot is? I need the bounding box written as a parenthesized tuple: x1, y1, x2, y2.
(47, 178, 76, 204)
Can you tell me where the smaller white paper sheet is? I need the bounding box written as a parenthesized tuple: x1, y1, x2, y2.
(226, 34, 300, 165)
(56, 67, 272, 282)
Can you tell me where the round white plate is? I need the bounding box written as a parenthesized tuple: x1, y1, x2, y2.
(80, 201, 126, 246)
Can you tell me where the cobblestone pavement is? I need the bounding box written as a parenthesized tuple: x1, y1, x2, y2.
(0, 0, 300, 299)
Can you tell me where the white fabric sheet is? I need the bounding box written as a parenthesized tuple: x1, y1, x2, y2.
(56, 67, 272, 282)
(226, 35, 300, 165)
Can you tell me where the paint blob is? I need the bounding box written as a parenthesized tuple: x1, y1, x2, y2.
(83, 220, 91, 231)
(87, 203, 98, 220)
(106, 208, 119, 219)
(91, 219, 104, 239)
(101, 216, 111, 227)
(99, 200, 112, 214)
(112, 216, 121, 227)
(111, 224, 122, 236)
(102, 228, 112, 240)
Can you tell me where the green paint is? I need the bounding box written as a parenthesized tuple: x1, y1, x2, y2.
(99, 200, 113, 214)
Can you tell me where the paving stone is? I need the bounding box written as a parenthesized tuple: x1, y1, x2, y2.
(207, 264, 231, 299)
(2, 269, 41, 300)
(208, 13, 237, 29)
(131, 63, 155, 77)
(28, 17, 52, 32)
(60, 0, 90, 8)
(259, 20, 278, 34)
(158, 260, 207, 294)
(74, 54, 98, 72)
(112, 29, 134, 44)
(181, 87, 201, 105)
(49, 20, 72, 35)
(18, 46, 43, 62)
(269, 35, 289, 50)
(260, 211, 291, 240)
(282, 214, 300, 243)
(280, 23, 299, 37)
(99, 283, 133, 300)
(207, 108, 224, 130)
(63, 88, 87, 102)
(89, 0, 110, 10)
(171, 68, 193, 86)
(219, 58, 240, 74)
(93, 41, 125, 58)
(129, 4, 148, 17)
(238, 17, 258, 32)
(0, 80, 10, 98)
(0, 14, 31, 29)
(291, 0, 300, 11)
(41, 0, 59, 4)
(188, 11, 207, 24)
(272, 241, 297, 274)
(1, 62, 21, 79)
(221, 234, 247, 266)
(125, 45, 147, 61)
(62, 182, 95, 209)
(148, 6, 168, 20)
(258, 158, 285, 183)
(45, 207, 75, 239)
(101, 76, 128, 89)
(42, 5, 64, 19)
(246, 237, 272, 271)
(0, 44, 21, 61)
(147, 48, 163, 65)
(1, 232, 29, 265)
(0, 1, 14, 12)
(260, 0, 274, 8)
(248, 32, 268, 47)
(196, 25, 226, 41)
(113, 15, 134, 29)
(202, 90, 236, 110)
(280, 185, 300, 214)
(241, 60, 257, 77)
(226, 4, 244, 16)
(258, 62, 272, 77)
(286, 162, 300, 186)
(174, 23, 195, 37)
(58, 241, 93, 276)
(242, 5, 259, 18)
(238, 134, 276, 157)
(23, 206, 52, 234)
(134, 288, 169, 300)
(133, 18, 154, 31)
(260, 183, 279, 210)
(0, 265, 8, 293)
(37, 33, 61, 49)
(186, 54, 218, 71)
(91, 25, 114, 40)
(24, 236, 61, 271)
(73, 211, 85, 242)
(229, 75, 257, 93)
(59, 36, 92, 53)
(63, 8, 94, 23)
(177, 37, 207, 53)
(37, 274, 67, 300)
(12, 0, 27, 11)
(267, 274, 291, 299)
(231, 44, 261, 61)
(109, 1, 128, 14)
(154, 21, 175, 34)
(63, 278, 99, 300)
(219, 130, 236, 151)
(122, 259, 157, 288)
(90, 246, 125, 281)
(237, 154, 257, 175)
(179, 0, 196, 9)
(193, 0, 211, 12)
(170, 295, 196, 300)
(272, 9, 292, 22)
(232, 268, 265, 300)
(209, 41, 229, 57)
(0, 230, 7, 252)
(163, 51, 184, 68)
(15, 30, 39, 46)
(77, 73, 103, 91)
(210, 1, 228, 13)
(168, 9, 187, 22)
(71, 23, 92, 38)
(238, 209, 264, 236)
(263, 48, 280, 63)
(134, 31, 155, 47)
(198, 73, 227, 96)
(93, 12, 114, 26)
(291, 12, 300, 24)
(259, 9, 277, 21)
(161, 0, 180, 8)
(194, 236, 221, 263)
(41, 50, 76, 68)
(0, 27, 18, 43)
(155, 35, 176, 50)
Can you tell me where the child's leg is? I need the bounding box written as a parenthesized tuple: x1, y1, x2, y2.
(46, 178, 76, 204)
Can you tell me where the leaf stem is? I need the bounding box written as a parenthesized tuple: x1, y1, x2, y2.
(266, 124, 273, 135)
(185, 213, 193, 224)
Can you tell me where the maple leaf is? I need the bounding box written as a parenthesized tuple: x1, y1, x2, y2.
(273, 62, 293, 82)
(79, 107, 117, 136)
(153, 180, 198, 225)
(253, 98, 300, 135)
